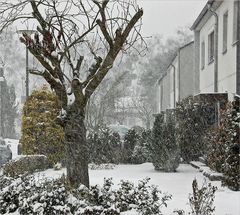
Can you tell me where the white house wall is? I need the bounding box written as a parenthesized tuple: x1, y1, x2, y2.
(179, 42, 195, 99)
(158, 72, 171, 112)
(218, 1, 236, 93)
(157, 42, 194, 113)
(199, 0, 237, 94)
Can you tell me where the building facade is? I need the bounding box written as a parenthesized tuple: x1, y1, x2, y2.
(191, 0, 240, 97)
(157, 41, 195, 112)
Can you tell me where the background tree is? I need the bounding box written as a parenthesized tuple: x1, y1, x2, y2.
(0, 0, 144, 188)
(0, 76, 17, 138)
(131, 96, 155, 129)
(85, 69, 131, 131)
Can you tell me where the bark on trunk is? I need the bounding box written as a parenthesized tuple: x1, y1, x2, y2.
(64, 106, 89, 188)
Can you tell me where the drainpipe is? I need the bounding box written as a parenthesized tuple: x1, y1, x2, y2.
(237, 0, 240, 95)
(170, 64, 176, 108)
(208, 3, 219, 92)
(158, 77, 164, 112)
(178, 49, 181, 101)
(0, 67, 4, 139)
(160, 84, 163, 112)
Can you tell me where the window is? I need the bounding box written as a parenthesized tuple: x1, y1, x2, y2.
(208, 31, 214, 63)
(222, 11, 228, 53)
(201, 41, 205, 69)
(233, 1, 238, 44)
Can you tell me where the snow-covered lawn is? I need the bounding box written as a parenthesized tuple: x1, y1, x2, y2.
(4, 139, 240, 215)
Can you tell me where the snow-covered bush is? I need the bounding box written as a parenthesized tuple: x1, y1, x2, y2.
(131, 129, 151, 164)
(114, 177, 171, 214)
(175, 96, 215, 163)
(189, 179, 217, 215)
(0, 174, 15, 190)
(151, 113, 180, 172)
(3, 155, 49, 177)
(20, 86, 65, 166)
(87, 126, 121, 164)
(0, 175, 171, 215)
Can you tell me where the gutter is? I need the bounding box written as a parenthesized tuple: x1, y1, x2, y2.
(191, 0, 214, 30)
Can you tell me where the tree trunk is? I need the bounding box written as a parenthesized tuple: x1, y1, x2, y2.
(64, 106, 89, 188)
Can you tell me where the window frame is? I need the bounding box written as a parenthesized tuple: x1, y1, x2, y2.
(222, 11, 228, 54)
(208, 31, 215, 64)
(201, 40, 205, 70)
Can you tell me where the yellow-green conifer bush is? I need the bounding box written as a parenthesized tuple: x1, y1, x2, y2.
(20, 86, 65, 166)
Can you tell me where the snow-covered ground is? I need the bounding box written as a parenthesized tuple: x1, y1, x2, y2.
(4, 139, 240, 215)
(4, 138, 19, 159)
(33, 163, 239, 215)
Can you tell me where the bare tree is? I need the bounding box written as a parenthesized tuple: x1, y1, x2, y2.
(0, 0, 143, 188)
(131, 96, 155, 129)
(85, 69, 129, 130)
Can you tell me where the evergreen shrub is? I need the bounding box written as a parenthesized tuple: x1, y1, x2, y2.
(20, 86, 65, 166)
(151, 113, 180, 172)
(121, 128, 140, 163)
(131, 129, 151, 164)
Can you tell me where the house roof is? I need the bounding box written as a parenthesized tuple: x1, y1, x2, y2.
(191, 0, 214, 30)
(157, 40, 194, 84)
(190, 0, 229, 32)
(179, 40, 194, 50)
(166, 41, 194, 70)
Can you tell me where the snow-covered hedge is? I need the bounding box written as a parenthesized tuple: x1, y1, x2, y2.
(88, 163, 115, 170)
(3, 155, 49, 177)
(0, 175, 172, 215)
(205, 97, 240, 191)
(87, 126, 122, 164)
(121, 128, 151, 164)
(175, 96, 215, 163)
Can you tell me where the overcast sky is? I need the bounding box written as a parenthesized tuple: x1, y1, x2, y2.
(137, 0, 207, 38)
